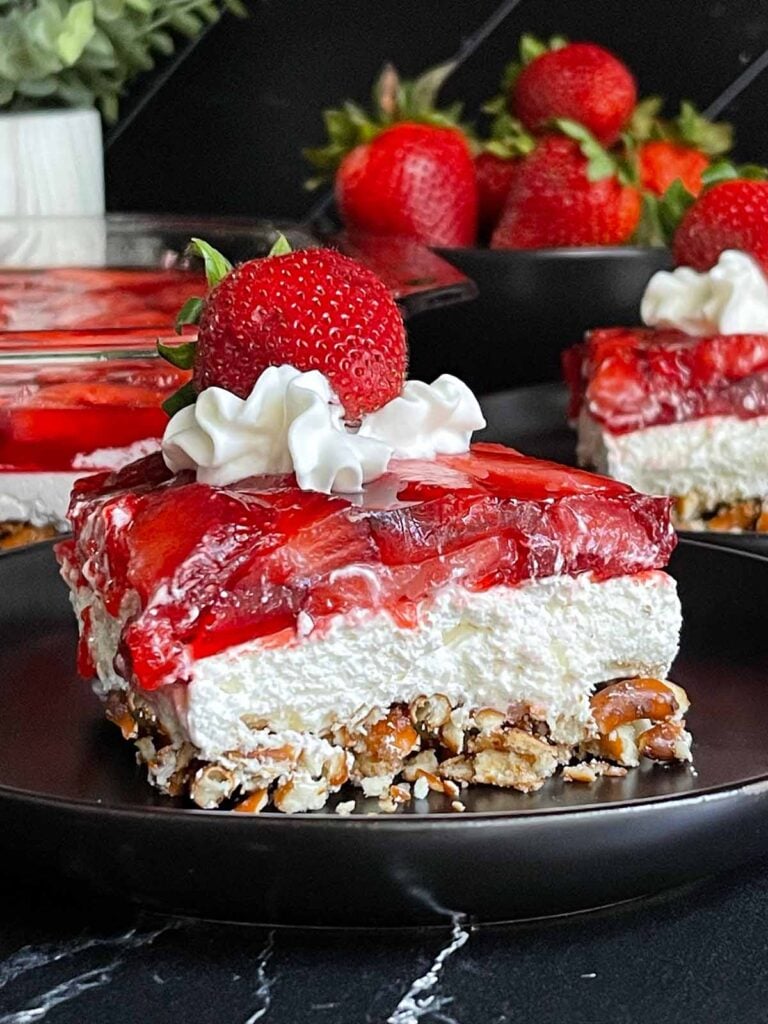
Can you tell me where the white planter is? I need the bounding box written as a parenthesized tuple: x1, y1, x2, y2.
(0, 108, 105, 217)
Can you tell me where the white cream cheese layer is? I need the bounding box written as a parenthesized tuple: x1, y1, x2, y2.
(74, 571, 681, 755)
(0, 439, 160, 528)
(0, 472, 79, 529)
(578, 409, 768, 507)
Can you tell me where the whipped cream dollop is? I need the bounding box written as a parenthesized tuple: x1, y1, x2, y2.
(641, 249, 768, 336)
(162, 365, 485, 493)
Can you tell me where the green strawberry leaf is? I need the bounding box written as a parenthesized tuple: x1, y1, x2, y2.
(633, 180, 696, 246)
(173, 297, 204, 334)
(632, 192, 666, 247)
(626, 96, 664, 142)
(554, 118, 616, 181)
(675, 100, 733, 156)
(658, 179, 696, 238)
(268, 233, 292, 257)
(701, 159, 768, 187)
(482, 113, 535, 159)
(187, 238, 233, 288)
(162, 380, 198, 418)
(157, 338, 198, 368)
(405, 60, 456, 118)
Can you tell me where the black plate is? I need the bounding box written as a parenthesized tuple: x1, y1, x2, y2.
(407, 247, 672, 394)
(1, 540, 768, 926)
(479, 382, 768, 557)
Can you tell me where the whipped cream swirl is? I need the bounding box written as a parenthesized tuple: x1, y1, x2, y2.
(162, 365, 485, 493)
(641, 249, 768, 336)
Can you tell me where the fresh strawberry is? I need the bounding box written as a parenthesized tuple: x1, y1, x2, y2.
(305, 63, 477, 247)
(626, 99, 731, 198)
(336, 122, 477, 247)
(160, 237, 407, 421)
(475, 152, 519, 237)
(474, 114, 534, 238)
(638, 141, 710, 197)
(672, 179, 768, 272)
(498, 36, 636, 146)
(491, 127, 641, 249)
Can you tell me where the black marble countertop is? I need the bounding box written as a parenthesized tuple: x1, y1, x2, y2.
(2, 859, 768, 1024)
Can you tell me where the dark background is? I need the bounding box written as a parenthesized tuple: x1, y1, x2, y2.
(106, 0, 768, 221)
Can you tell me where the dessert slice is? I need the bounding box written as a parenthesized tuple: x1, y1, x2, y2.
(58, 444, 687, 812)
(57, 237, 689, 813)
(565, 250, 768, 532)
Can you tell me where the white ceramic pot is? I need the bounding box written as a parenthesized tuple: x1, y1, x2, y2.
(0, 108, 105, 217)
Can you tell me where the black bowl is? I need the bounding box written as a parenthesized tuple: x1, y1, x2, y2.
(406, 246, 672, 394)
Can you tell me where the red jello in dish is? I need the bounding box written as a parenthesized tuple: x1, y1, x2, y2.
(57, 443, 688, 813)
(0, 268, 205, 331)
(566, 327, 768, 532)
(0, 340, 190, 547)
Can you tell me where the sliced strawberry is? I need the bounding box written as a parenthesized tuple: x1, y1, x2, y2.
(565, 326, 768, 433)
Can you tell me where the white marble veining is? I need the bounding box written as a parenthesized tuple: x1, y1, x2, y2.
(387, 917, 470, 1024)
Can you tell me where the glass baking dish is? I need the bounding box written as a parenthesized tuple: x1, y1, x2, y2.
(0, 214, 317, 331)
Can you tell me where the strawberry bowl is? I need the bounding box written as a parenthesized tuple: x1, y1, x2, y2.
(407, 245, 672, 396)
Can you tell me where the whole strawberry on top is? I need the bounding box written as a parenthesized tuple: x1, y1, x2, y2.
(673, 177, 768, 274)
(304, 64, 477, 247)
(492, 35, 636, 147)
(491, 122, 641, 249)
(160, 236, 407, 420)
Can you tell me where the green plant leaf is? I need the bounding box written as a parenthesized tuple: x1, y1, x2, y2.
(163, 380, 198, 418)
(158, 337, 198, 365)
(173, 297, 204, 333)
(268, 233, 292, 257)
(56, 1, 95, 66)
(187, 238, 233, 287)
(554, 118, 616, 180)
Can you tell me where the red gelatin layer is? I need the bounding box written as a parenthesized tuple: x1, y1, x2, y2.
(57, 444, 676, 692)
(0, 353, 190, 471)
(0, 268, 205, 331)
(564, 326, 768, 434)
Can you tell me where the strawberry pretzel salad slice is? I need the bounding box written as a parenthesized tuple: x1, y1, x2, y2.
(565, 244, 768, 532)
(57, 237, 690, 814)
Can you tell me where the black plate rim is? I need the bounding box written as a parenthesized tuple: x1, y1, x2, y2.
(2, 538, 768, 826)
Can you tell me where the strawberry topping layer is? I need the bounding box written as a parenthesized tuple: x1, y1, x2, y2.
(564, 326, 768, 434)
(58, 443, 675, 692)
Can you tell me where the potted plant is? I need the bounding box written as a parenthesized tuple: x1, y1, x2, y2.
(0, 0, 245, 216)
